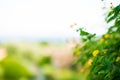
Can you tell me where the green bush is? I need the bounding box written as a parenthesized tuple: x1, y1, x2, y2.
(74, 4, 120, 80)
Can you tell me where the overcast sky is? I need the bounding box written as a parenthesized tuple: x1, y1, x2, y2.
(0, 0, 119, 41)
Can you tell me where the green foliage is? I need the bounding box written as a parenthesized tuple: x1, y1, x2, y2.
(106, 4, 120, 23)
(74, 4, 120, 80)
(39, 41, 49, 46)
(1, 57, 32, 80)
(38, 56, 52, 67)
(0, 42, 84, 80)
(77, 28, 96, 41)
(5, 44, 18, 56)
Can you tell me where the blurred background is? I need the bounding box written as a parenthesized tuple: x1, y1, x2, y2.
(0, 0, 119, 80)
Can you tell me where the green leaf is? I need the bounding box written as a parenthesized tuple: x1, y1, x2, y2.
(77, 28, 96, 41)
(98, 70, 106, 74)
(106, 4, 120, 23)
(77, 28, 89, 36)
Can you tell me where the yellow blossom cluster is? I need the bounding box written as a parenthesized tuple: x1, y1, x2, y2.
(100, 34, 110, 43)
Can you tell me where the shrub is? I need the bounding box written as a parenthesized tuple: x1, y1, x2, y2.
(74, 4, 120, 80)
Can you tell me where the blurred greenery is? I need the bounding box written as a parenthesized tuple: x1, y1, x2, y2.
(0, 42, 86, 80)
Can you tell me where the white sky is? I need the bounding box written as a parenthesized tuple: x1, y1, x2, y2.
(0, 0, 119, 40)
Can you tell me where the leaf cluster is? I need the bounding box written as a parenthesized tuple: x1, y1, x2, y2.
(74, 4, 120, 80)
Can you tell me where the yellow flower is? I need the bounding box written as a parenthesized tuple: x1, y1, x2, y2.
(116, 56, 120, 62)
(104, 34, 110, 39)
(80, 68, 84, 73)
(93, 50, 99, 57)
(85, 59, 93, 67)
(100, 38, 104, 42)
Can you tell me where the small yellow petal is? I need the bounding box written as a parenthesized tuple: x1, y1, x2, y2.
(80, 68, 84, 73)
(104, 34, 110, 39)
(93, 50, 99, 57)
(100, 38, 104, 42)
(85, 59, 93, 67)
